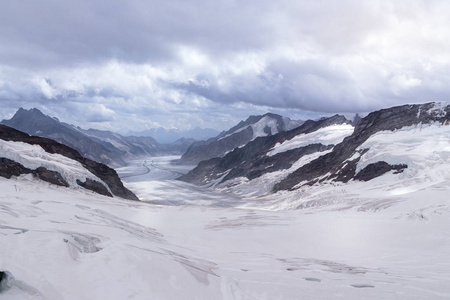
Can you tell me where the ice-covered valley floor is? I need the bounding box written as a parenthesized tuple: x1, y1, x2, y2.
(1, 155, 450, 299)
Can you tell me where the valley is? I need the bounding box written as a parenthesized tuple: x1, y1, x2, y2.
(4, 2, 450, 298)
(1, 103, 450, 299)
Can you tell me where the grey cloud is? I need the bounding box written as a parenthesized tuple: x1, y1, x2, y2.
(2, 0, 450, 132)
(0, 0, 280, 69)
(172, 58, 373, 113)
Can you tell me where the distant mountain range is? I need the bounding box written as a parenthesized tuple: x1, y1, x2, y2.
(175, 113, 303, 165)
(1, 108, 195, 167)
(128, 127, 220, 144)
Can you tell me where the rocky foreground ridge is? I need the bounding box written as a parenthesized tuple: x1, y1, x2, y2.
(0, 124, 138, 200)
(180, 102, 450, 193)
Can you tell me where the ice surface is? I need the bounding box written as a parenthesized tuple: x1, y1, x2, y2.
(1, 149, 450, 299)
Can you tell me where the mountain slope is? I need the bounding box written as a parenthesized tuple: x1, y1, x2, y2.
(1, 108, 194, 167)
(274, 102, 450, 191)
(0, 124, 138, 200)
(1, 108, 127, 166)
(179, 115, 352, 185)
(176, 113, 303, 165)
(180, 102, 450, 199)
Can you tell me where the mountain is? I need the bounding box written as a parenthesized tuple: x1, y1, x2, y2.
(273, 102, 450, 191)
(0, 124, 138, 200)
(175, 113, 303, 165)
(180, 102, 450, 196)
(1, 104, 450, 299)
(179, 114, 352, 184)
(1, 108, 194, 167)
(129, 127, 220, 144)
(1, 108, 126, 167)
(76, 127, 194, 159)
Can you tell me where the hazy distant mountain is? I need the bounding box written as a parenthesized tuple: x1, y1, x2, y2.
(175, 113, 303, 165)
(1, 108, 127, 166)
(1, 108, 194, 167)
(129, 127, 220, 144)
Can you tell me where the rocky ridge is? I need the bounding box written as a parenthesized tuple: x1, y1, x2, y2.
(273, 102, 450, 191)
(176, 113, 303, 165)
(1, 108, 194, 167)
(0, 124, 138, 200)
(180, 102, 450, 195)
(180, 115, 351, 185)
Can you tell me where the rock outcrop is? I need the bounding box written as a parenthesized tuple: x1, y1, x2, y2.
(0, 158, 69, 187)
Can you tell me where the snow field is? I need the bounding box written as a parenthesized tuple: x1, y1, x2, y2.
(356, 123, 450, 193)
(2, 154, 450, 299)
(268, 123, 354, 156)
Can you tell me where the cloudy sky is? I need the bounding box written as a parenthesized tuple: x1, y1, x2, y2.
(1, 0, 450, 133)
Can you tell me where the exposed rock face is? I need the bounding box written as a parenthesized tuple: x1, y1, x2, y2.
(76, 178, 113, 197)
(221, 143, 334, 183)
(176, 113, 303, 165)
(0, 271, 7, 292)
(35, 167, 70, 187)
(0, 124, 138, 200)
(0, 158, 32, 179)
(0, 158, 69, 187)
(179, 115, 350, 185)
(181, 102, 450, 193)
(273, 102, 450, 191)
(354, 162, 407, 182)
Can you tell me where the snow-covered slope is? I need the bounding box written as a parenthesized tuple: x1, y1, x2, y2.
(180, 102, 450, 207)
(272, 102, 450, 191)
(268, 123, 353, 156)
(0, 139, 110, 190)
(180, 114, 352, 185)
(1, 155, 450, 299)
(0, 124, 138, 200)
(225, 121, 450, 207)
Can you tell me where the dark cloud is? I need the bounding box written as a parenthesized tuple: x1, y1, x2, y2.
(1, 0, 450, 132)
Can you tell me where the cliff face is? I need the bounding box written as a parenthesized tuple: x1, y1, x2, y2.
(0, 124, 138, 200)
